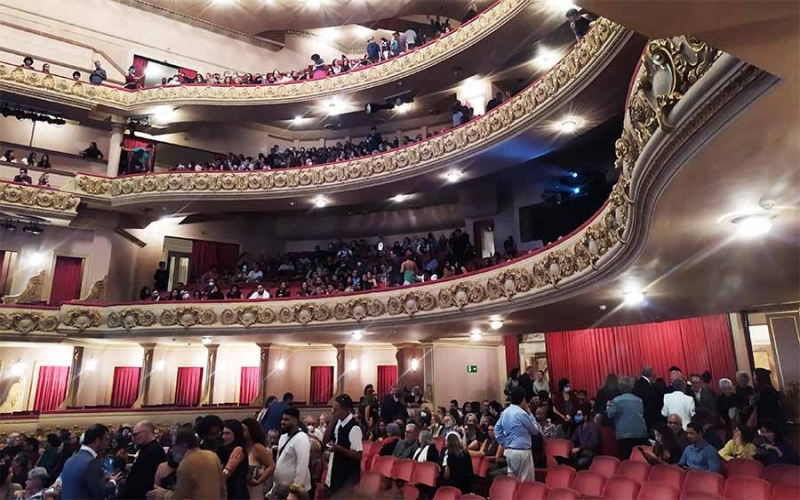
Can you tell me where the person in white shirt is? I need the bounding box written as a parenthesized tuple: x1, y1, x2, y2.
(662, 378, 695, 429)
(313, 413, 329, 442)
(247, 268, 263, 283)
(249, 284, 270, 300)
(325, 394, 363, 494)
(270, 407, 311, 495)
(404, 28, 417, 49)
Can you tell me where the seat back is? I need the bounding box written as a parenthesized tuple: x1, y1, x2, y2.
(636, 482, 680, 500)
(472, 455, 489, 479)
(363, 440, 374, 455)
(459, 494, 486, 500)
(590, 456, 621, 478)
(764, 464, 800, 488)
(546, 488, 582, 500)
(602, 475, 641, 500)
(679, 491, 721, 500)
(600, 424, 619, 458)
(546, 439, 574, 469)
(433, 486, 462, 500)
(683, 470, 724, 496)
(361, 450, 375, 471)
(546, 465, 577, 489)
(725, 458, 765, 478)
(648, 465, 685, 491)
(572, 470, 607, 497)
(374, 455, 399, 477)
(488, 475, 519, 500)
(392, 459, 416, 482)
(402, 483, 420, 500)
(771, 484, 800, 500)
(433, 436, 446, 453)
(358, 471, 384, 495)
(723, 477, 772, 500)
(516, 482, 549, 500)
(412, 461, 440, 488)
(629, 445, 653, 463)
(616, 460, 650, 485)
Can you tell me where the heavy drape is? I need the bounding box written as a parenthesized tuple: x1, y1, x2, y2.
(49, 256, 83, 305)
(189, 239, 240, 281)
(179, 67, 198, 80)
(110, 367, 141, 407)
(545, 314, 736, 393)
(175, 367, 203, 406)
(239, 367, 259, 404)
(131, 56, 148, 82)
(33, 366, 70, 412)
(377, 365, 398, 398)
(504, 335, 520, 374)
(309, 366, 334, 405)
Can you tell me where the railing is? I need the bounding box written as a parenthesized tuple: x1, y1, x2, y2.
(66, 19, 631, 203)
(0, 179, 81, 218)
(0, 0, 532, 109)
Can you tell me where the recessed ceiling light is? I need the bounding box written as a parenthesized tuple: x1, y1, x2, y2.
(623, 291, 646, 306)
(444, 170, 463, 183)
(151, 106, 176, 124)
(292, 116, 305, 125)
(599, 305, 607, 311)
(313, 196, 328, 208)
(201, 337, 213, 345)
(572, 187, 581, 194)
(391, 194, 408, 202)
(289, 201, 295, 206)
(532, 47, 559, 70)
(470, 331, 483, 341)
(560, 119, 578, 133)
(489, 320, 504, 330)
(570, 172, 578, 178)
(351, 330, 363, 340)
(733, 214, 773, 238)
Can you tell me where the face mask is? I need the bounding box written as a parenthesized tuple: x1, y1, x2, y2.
(574, 414, 583, 424)
(564, 387, 571, 393)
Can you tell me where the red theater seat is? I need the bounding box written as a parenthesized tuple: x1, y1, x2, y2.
(433, 486, 462, 500)
(488, 475, 519, 500)
(459, 494, 485, 500)
(358, 471, 384, 496)
(547, 488, 582, 500)
(764, 464, 800, 488)
(572, 470, 607, 497)
(472, 456, 489, 479)
(591, 456, 622, 478)
(516, 481, 549, 500)
(723, 477, 772, 500)
(546, 466, 577, 489)
(648, 465, 685, 491)
(629, 446, 653, 463)
(771, 484, 800, 500)
(616, 460, 650, 485)
(374, 455, 398, 478)
(402, 484, 420, 500)
(363, 440, 374, 455)
(392, 459, 416, 482)
(725, 458, 765, 478)
(680, 491, 721, 500)
(546, 439, 574, 469)
(636, 482, 680, 500)
(412, 462, 440, 488)
(602, 476, 641, 500)
(683, 470, 725, 497)
(434, 437, 446, 453)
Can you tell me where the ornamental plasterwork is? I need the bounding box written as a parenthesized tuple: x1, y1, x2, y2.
(3, 34, 736, 337)
(0, 309, 60, 335)
(0, 182, 80, 217)
(67, 18, 630, 203)
(0, 0, 529, 110)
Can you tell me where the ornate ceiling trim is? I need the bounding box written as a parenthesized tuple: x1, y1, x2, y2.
(66, 19, 632, 204)
(0, 182, 80, 219)
(0, 0, 531, 110)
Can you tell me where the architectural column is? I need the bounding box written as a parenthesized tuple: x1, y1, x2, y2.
(60, 346, 84, 409)
(253, 343, 271, 407)
(106, 121, 125, 177)
(421, 343, 435, 403)
(334, 344, 346, 399)
(201, 344, 219, 405)
(394, 343, 424, 391)
(133, 343, 155, 408)
(766, 312, 800, 393)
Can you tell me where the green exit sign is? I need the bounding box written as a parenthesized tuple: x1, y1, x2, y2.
(467, 365, 478, 373)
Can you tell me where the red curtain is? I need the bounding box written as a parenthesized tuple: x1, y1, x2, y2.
(189, 239, 240, 282)
(179, 67, 198, 80)
(545, 314, 736, 393)
(33, 366, 70, 412)
(239, 367, 259, 404)
(175, 367, 203, 406)
(49, 256, 84, 306)
(309, 366, 334, 405)
(377, 365, 398, 398)
(132, 56, 148, 82)
(110, 367, 141, 407)
(504, 335, 520, 373)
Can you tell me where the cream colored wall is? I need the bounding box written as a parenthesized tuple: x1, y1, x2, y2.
(267, 347, 337, 404)
(432, 344, 502, 407)
(0, 117, 109, 159)
(0, 343, 73, 412)
(343, 346, 397, 397)
(76, 345, 143, 407)
(147, 346, 207, 405)
(213, 344, 260, 404)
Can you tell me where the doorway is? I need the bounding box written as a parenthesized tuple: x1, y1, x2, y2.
(167, 252, 190, 291)
(473, 219, 495, 259)
(49, 256, 85, 305)
(0, 250, 18, 296)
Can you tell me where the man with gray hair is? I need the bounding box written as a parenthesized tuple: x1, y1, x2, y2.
(633, 366, 660, 430)
(393, 423, 419, 459)
(23, 467, 48, 500)
(120, 421, 165, 499)
(661, 379, 695, 430)
(607, 376, 648, 460)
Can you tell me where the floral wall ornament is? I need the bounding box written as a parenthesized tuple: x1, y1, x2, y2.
(61, 309, 102, 331)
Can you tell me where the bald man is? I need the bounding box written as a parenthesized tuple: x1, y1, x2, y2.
(121, 421, 166, 499)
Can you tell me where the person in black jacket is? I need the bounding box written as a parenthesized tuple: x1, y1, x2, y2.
(439, 433, 473, 493)
(633, 366, 661, 430)
(121, 421, 165, 499)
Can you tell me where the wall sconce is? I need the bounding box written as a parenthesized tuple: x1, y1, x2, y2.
(277, 358, 286, 371)
(10, 361, 25, 377)
(410, 358, 419, 371)
(155, 360, 165, 372)
(348, 359, 358, 372)
(85, 359, 97, 372)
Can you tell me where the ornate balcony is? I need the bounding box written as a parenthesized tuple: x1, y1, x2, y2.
(0, 180, 80, 221)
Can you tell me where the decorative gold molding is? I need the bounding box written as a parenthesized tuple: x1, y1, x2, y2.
(0, 308, 60, 334)
(0, 182, 80, 217)
(0, 0, 530, 110)
(67, 19, 630, 203)
(2, 271, 46, 305)
(80, 276, 108, 302)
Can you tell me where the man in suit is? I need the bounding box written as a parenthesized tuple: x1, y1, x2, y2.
(120, 421, 166, 499)
(633, 366, 661, 430)
(147, 428, 225, 500)
(518, 366, 535, 402)
(260, 392, 294, 433)
(61, 424, 118, 500)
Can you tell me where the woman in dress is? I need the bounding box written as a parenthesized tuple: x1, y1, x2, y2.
(241, 418, 275, 500)
(220, 420, 250, 500)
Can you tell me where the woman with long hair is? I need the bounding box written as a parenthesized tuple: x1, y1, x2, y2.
(220, 420, 250, 500)
(439, 433, 473, 493)
(593, 373, 620, 419)
(505, 368, 520, 397)
(719, 424, 757, 460)
(241, 418, 275, 500)
(552, 378, 575, 423)
(643, 423, 684, 465)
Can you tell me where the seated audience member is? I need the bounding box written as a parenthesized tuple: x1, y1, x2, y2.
(21, 152, 37, 166)
(678, 422, 722, 472)
(81, 142, 104, 159)
(124, 66, 144, 90)
(37, 172, 50, 187)
(247, 267, 263, 283)
(72, 71, 81, 81)
(11, 453, 32, 487)
(694, 409, 724, 450)
(22, 57, 34, 69)
(662, 379, 695, 429)
(366, 419, 387, 442)
(89, 61, 107, 85)
(275, 282, 290, 298)
(379, 423, 401, 456)
(562, 409, 599, 470)
(1, 150, 16, 162)
(206, 285, 224, 300)
(42, 63, 50, 74)
(566, 8, 593, 40)
(412, 430, 440, 463)
(13, 168, 33, 184)
(226, 285, 242, 299)
(393, 423, 419, 460)
(22, 467, 49, 500)
(719, 423, 756, 461)
(607, 376, 649, 460)
(439, 433, 473, 494)
(755, 420, 799, 465)
(38, 154, 51, 168)
(486, 92, 504, 112)
(642, 422, 688, 465)
(535, 406, 556, 440)
(249, 285, 271, 299)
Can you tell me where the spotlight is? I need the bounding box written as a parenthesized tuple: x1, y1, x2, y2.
(444, 170, 463, 183)
(292, 116, 305, 125)
(351, 330, 363, 340)
(365, 102, 394, 115)
(623, 291, 646, 306)
(570, 172, 578, 178)
(572, 187, 581, 194)
(489, 320, 504, 330)
(470, 329, 483, 341)
(733, 214, 773, 238)
(391, 194, 408, 203)
(277, 358, 286, 371)
(560, 119, 578, 133)
(22, 223, 43, 235)
(313, 196, 328, 208)
(201, 337, 213, 345)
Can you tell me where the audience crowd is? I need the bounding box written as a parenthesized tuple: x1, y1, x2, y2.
(0, 363, 794, 500)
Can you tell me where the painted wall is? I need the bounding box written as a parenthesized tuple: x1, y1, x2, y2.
(76, 345, 144, 407)
(343, 346, 398, 397)
(0, 343, 73, 412)
(213, 344, 261, 404)
(147, 345, 207, 406)
(432, 343, 502, 407)
(266, 347, 338, 404)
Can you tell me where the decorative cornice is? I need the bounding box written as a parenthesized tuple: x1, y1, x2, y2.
(0, 0, 531, 110)
(0, 182, 80, 218)
(65, 19, 630, 204)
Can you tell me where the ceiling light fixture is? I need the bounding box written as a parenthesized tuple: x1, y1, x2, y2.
(560, 119, 578, 133)
(489, 320, 504, 330)
(313, 195, 328, 208)
(151, 106, 176, 124)
(292, 116, 305, 125)
(444, 170, 463, 183)
(306, 0, 322, 8)
(470, 331, 483, 341)
(351, 330, 363, 340)
(391, 194, 408, 203)
(732, 214, 773, 238)
(25, 252, 44, 266)
(623, 291, 646, 306)
(201, 337, 213, 345)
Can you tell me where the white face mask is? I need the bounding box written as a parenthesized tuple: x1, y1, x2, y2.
(564, 387, 571, 393)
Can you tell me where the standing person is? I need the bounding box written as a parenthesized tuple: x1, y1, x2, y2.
(505, 368, 520, 397)
(633, 366, 661, 430)
(260, 393, 294, 433)
(271, 408, 310, 497)
(241, 419, 275, 500)
(594, 373, 621, 420)
(121, 421, 166, 499)
(404, 28, 417, 49)
(220, 421, 249, 500)
(89, 61, 107, 85)
(607, 377, 649, 460)
(494, 387, 540, 481)
(552, 379, 575, 422)
(533, 370, 550, 396)
(691, 372, 718, 424)
(662, 379, 695, 430)
(366, 38, 380, 63)
(146, 428, 226, 500)
(754, 368, 784, 431)
(517, 367, 534, 401)
(153, 262, 168, 292)
(60, 424, 118, 500)
(324, 394, 362, 495)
